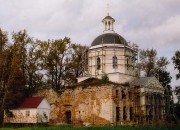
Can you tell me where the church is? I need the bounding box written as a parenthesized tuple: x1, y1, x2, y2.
(34, 13, 165, 126)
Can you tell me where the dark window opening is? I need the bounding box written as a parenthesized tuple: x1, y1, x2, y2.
(65, 111, 71, 124)
(113, 55, 118, 69)
(122, 90, 126, 99)
(127, 58, 129, 70)
(123, 106, 126, 120)
(127, 58, 129, 65)
(116, 107, 120, 122)
(130, 107, 133, 120)
(146, 96, 149, 104)
(129, 92, 132, 100)
(26, 111, 30, 117)
(116, 90, 119, 98)
(97, 57, 101, 70)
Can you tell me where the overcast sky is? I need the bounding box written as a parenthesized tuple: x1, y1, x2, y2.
(0, 0, 179, 90)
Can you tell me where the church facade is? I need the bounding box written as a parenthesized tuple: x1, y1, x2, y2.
(34, 14, 166, 126)
(78, 14, 138, 84)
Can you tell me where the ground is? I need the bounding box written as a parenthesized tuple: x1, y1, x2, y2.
(0, 126, 180, 130)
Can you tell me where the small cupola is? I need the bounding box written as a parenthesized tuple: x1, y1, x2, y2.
(102, 14, 115, 33)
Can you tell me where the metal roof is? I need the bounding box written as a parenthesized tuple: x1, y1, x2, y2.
(130, 77, 164, 89)
(17, 97, 44, 108)
(91, 33, 127, 46)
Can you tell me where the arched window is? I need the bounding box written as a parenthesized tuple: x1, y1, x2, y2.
(97, 57, 101, 70)
(113, 55, 118, 68)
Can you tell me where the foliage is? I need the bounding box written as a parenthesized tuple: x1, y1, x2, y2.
(174, 86, 180, 103)
(154, 69, 172, 87)
(101, 74, 109, 83)
(0, 28, 88, 126)
(38, 39, 88, 90)
(63, 44, 88, 86)
(174, 103, 180, 120)
(172, 50, 180, 80)
(0, 29, 28, 126)
(138, 48, 171, 87)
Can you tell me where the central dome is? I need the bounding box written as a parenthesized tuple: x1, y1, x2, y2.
(91, 33, 127, 46)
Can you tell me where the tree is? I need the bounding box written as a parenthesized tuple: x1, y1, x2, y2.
(172, 50, 180, 104)
(40, 37, 71, 90)
(12, 30, 32, 76)
(172, 50, 180, 80)
(25, 42, 45, 94)
(0, 31, 27, 126)
(138, 48, 171, 87)
(0, 28, 8, 126)
(63, 44, 88, 86)
(174, 86, 180, 103)
(154, 69, 172, 87)
(0, 29, 31, 126)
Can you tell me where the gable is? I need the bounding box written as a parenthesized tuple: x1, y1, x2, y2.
(37, 99, 51, 109)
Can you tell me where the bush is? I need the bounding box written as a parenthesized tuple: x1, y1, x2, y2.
(101, 74, 109, 83)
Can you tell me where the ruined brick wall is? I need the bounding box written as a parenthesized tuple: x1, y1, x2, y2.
(112, 86, 136, 125)
(34, 85, 115, 125)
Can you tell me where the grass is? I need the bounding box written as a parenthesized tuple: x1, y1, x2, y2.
(0, 126, 180, 130)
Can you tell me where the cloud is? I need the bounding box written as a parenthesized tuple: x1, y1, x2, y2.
(0, 0, 179, 87)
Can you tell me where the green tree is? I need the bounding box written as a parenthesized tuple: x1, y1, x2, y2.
(63, 44, 88, 86)
(12, 30, 32, 76)
(25, 42, 45, 94)
(172, 50, 180, 80)
(172, 50, 180, 104)
(40, 37, 71, 90)
(138, 48, 171, 87)
(0, 28, 8, 126)
(0, 29, 33, 126)
(174, 86, 180, 103)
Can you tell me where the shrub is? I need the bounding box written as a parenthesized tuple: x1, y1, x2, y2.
(101, 74, 109, 83)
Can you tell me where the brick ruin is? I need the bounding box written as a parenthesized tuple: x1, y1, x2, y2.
(34, 78, 166, 126)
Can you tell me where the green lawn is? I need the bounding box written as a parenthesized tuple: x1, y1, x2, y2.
(0, 126, 180, 130)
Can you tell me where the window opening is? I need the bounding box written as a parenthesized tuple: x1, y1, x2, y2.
(123, 106, 126, 120)
(116, 90, 119, 98)
(122, 90, 126, 99)
(26, 111, 30, 117)
(113, 55, 118, 68)
(130, 107, 133, 120)
(116, 107, 120, 122)
(97, 57, 101, 70)
(65, 111, 71, 124)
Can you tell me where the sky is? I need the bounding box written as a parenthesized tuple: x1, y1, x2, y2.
(0, 0, 179, 91)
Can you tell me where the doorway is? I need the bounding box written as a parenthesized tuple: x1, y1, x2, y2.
(65, 111, 71, 124)
(116, 107, 120, 122)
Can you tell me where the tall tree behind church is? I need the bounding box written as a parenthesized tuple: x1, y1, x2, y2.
(39, 37, 71, 90)
(138, 48, 171, 87)
(63, 44, 88, 86)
